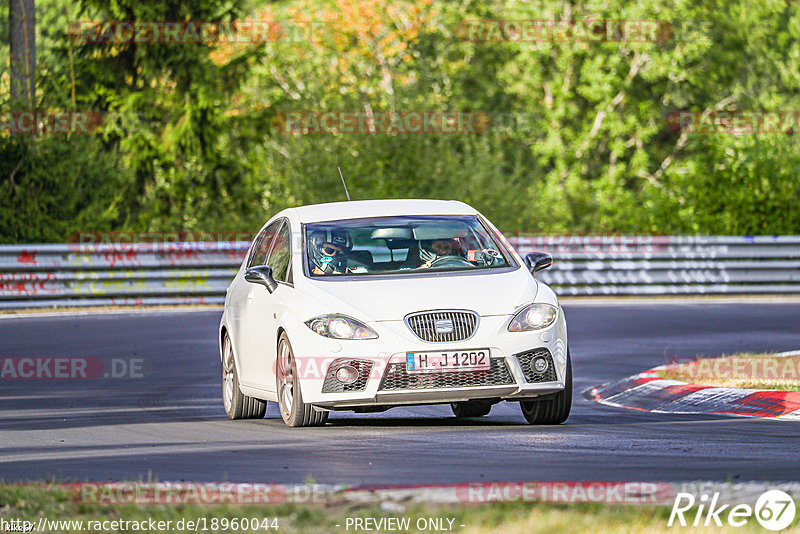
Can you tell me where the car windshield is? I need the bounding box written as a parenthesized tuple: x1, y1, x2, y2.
(304, 215, 515, 277)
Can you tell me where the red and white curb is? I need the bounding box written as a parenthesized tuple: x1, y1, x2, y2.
(587, 351, 800, 420)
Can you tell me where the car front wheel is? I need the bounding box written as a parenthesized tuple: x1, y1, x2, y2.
(276, 333, 328, 427)
(520, 348, 572, 425)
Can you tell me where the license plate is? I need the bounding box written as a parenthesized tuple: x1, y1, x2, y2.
(405, 349, 491, 373)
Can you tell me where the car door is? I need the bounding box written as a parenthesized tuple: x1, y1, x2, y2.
(231, 220, 281, 387)
(239, 219, 293, 392)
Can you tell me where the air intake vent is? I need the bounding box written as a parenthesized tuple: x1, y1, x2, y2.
(379, 358, 514, 391)
(405, 310, 479, 343)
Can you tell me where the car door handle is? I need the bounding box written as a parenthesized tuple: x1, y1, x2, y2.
(247, 290, 255, 301)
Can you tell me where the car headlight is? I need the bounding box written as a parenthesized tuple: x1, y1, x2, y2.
(508, 303, 557, 332)
(305, 315, 379, 340)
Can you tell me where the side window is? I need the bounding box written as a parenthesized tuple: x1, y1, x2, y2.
(267, 221, 291, 283)
(247, 220, 281, 268)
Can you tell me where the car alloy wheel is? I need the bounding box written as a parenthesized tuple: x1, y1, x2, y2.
(276, 333, 328, 427)
(221, 333, 267, 420)
(277, 338, 295, 420)
(223, 338, 235, 414)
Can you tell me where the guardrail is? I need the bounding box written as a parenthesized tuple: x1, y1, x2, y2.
(0, 242, 246, 309)
(0, 236, 798, 308)
(516, 235, 800, 296)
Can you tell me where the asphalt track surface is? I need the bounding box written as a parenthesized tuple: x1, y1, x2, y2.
(1, 302, 799, 485)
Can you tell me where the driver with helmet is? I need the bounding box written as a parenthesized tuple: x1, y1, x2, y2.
(308, 230, 351, 275)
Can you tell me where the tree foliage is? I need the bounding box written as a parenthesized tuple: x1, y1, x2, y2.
(1, 0, 799, 242)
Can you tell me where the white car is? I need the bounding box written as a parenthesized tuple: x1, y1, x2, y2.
(219, 199, 571, 427)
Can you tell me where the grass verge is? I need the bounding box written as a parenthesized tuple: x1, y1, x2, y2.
(1, 484, 797, 533)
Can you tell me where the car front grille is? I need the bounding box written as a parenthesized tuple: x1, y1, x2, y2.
(404, 310, 479, 343)
(321, 359, 373, 393)
(516, 348, 558, 383)
(378, 358, 515, 391)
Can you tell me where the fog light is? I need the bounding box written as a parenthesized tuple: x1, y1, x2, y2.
(532, 357, 548, 374)
(335, 364, 359, 384)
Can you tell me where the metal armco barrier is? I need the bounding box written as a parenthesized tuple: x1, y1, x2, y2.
(0, 242, 247, 309)
(517, 235, 800, 296)
(0, 236, 798, 309)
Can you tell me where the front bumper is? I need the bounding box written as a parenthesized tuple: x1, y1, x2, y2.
(291, 312, 568, 408)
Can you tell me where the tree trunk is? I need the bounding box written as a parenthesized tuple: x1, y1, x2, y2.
(9, 0, 36, 108)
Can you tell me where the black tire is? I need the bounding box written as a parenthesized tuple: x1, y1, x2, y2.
(222, 333, 267, 420)
(277, 333, 328, 427)
(520, 348, 572, 425)
(451, 400, 493, 418)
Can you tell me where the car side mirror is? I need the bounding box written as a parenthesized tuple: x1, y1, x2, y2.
(245, 266, 278, 293)
(524, 252, 553, 275)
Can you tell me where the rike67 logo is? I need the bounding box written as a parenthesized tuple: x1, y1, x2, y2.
(669, 490, 796, 531)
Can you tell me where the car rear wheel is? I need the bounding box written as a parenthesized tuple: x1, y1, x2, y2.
(520, 348, 572, 425)
(451, 400, 492, 418)
(277, 333, 328, 427)
(222, 333, 267, 420)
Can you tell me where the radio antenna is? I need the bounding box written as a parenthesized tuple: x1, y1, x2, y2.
(338, 166, 351, 201)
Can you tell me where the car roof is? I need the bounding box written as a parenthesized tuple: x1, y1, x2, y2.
(290, 199, 478, 223)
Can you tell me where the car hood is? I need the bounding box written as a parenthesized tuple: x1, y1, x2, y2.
(300, 267, 538, 321)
